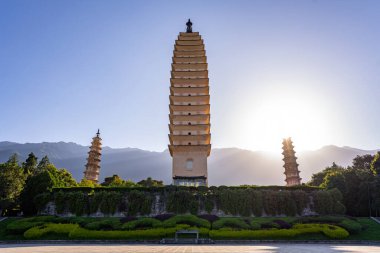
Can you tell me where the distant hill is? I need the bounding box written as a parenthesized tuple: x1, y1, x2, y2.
(0, 141, 377, 186)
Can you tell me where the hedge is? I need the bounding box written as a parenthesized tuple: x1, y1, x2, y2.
(209, 224, 349, 240)
(68, 225, 190, 240)
(39, 186, 344, 217)
(24, 223, 79, 239)
(162, 215, 211, 228)
(212, 218, 251, 230)
(122, 218, 162, 230)
(84, 218, 121, 230)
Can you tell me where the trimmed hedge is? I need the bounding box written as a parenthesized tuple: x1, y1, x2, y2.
(84, 218, 121, 230)
(24, 223, 79, 239)
(338, 219, 362, 234)
(69, 225, 190, 240)
(122, 218, 162, 230)
(210, 224, 349, 240)
(162, 215, 211, 228)
(212, 218, 251, 230)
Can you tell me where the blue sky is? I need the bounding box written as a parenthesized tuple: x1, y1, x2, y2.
(1, 0, 379, 152)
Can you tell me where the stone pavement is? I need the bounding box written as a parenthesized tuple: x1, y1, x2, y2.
(0, 244, 380, 253)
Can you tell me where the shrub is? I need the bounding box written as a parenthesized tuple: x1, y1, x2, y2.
(154, 214, 175, 221)
(34, 193, 52, 212)
(212, 218, 250, 230)
(260, 222, 280, 229)
(273, 220, 291, 229)
(68, 225, 190, 240)
(24, 223, 79, 239)
(198, 214, 219, 223)
(294, 216, 345, 224)
(122, 218, 162, 230)
(120, 216, 137, 223)
(6, 220, 44, 235)
(338, 220, 362, 234)
(84, 218, 121, 230)
(209, 223, 349, 240)
(162, 215, 210, 228)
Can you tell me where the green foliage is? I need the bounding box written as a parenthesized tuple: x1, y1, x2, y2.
(84, 218, 121, 230)
(6, 220, 44, 235)
(78, 179, 96, 187)
(313, 191, 334, 215)
(137, 177, 164, 187)
(99, 191, 122, 215)
(24, 223, 79, 239)
(371, 152, 380, 176)
(0, 154, 26, 204)
(34, 193, 52, 212)
(121, 217, 162, 230)
(101, 174, 128, 187)
(22, 152, 38, 176)
(338, 219, 362, 234)
(166, 190, 198, 214)
(162, 214, 210, 228)
(68, 225, 190, 240)
(127, 190, 152, 215)
(210, 223, 349, 240)
(212, 217, 250, 230)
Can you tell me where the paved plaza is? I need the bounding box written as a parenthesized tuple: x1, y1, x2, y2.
(0, 244, 379, 253)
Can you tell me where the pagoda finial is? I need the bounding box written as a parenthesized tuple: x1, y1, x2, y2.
(186, 19, 192, 33)
(97, 129, 100, 137)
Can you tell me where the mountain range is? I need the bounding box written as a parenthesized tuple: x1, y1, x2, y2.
(0, 141, 378, 186)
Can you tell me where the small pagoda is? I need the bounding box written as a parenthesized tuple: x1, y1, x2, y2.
(83, 129, 102, 183)
(282, 137, 302, 186)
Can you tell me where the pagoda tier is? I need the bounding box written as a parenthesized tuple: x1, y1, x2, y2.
(168, 22, 211, 187)
(282, 137, 302, 186)
(83, 130, 102, 183)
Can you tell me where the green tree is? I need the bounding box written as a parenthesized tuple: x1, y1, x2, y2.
(308, 162, 345, 187)
(20, 161, 77, 215)
(137, 177, 164, 187)
(101, 174, 126, 187)
(0, 154, 26, 214)
(79, 179, 96, 187)
(370, 152, 380, 176)
(36, 155, 51, 173)
(22, 152, 38, 175)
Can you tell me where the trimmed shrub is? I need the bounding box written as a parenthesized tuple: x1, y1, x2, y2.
(24, 223, 79, 239)
(273, 220, 291, 229)
(198, 214, 219, 223)
(154, 214, 175, 221)
(6, 220, 44, 235)
(68, 225, 190, 240)
(338, 220, 362, 234)
(120, 216, 137, 223)
(212, 218, 250, 230)
(294, 216, 345, 224)
(84, 218, 121, 231)
(210, 223, 349, 240)
(162, 215, 210, 228)
(122, 218, 162, 230)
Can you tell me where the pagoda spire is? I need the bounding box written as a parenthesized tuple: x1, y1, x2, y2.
(282, 137, 302, 186)
(83, 130, 102, 183)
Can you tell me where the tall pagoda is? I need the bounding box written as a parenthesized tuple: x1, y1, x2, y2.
(83, 129, 102, 183)
(282, 137, 302, 186)
(168, 19, 211, 187)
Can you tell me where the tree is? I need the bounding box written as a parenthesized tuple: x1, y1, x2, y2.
(20, 161, 77, 215)
(79, 179, 96, 187)
(101, 175, 126, 187)
(36, 155, 51, 173)
(22, 152, 38, 175)
(137, 177, 164, 187)
(0, 154, 26, 214)
(370, 152, 380, 176)
(308, 162, 345, 187)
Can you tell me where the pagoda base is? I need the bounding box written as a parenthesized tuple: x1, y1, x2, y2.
(173, 176, 207, 187)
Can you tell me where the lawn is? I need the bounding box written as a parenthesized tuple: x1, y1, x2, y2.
(0, 215, 379, 241)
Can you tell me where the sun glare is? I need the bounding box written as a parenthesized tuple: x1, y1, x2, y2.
(240, 93, 330, 153)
